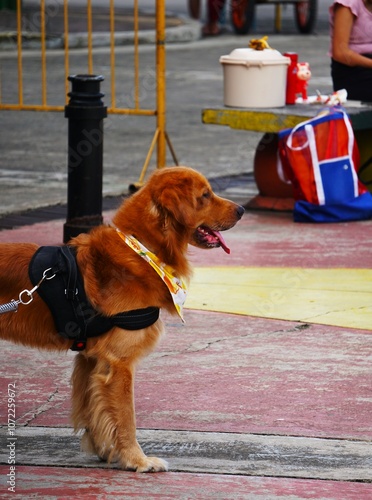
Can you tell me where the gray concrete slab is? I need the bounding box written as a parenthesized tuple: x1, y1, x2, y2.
(1, 426, 371, 481)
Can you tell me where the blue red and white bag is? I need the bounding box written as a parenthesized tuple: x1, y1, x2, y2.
(278, 107, 372, 222)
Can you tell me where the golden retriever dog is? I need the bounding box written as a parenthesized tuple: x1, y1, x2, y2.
(0, 166, 244, 472)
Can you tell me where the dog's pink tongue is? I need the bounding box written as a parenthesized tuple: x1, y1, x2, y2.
(211, 229, 231, 254)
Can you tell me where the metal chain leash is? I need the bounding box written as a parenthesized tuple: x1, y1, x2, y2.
(0, 267, 56, 316)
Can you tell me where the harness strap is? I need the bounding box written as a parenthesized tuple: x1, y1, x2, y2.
(60, 246, 78, 300)
(111, 307, 160, 330)
(28, 246, 160, 352)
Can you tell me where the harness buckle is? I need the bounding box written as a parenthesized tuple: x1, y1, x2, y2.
(65, 288, 78, 301)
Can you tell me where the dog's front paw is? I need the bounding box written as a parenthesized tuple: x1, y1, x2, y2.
(137, 456, 169, 473)
(123, 455, 168, 473)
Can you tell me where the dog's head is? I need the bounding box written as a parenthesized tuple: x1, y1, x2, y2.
(148, 167, 244, 254)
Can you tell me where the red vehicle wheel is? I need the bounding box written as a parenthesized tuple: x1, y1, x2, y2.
(231, 0, 255, 35)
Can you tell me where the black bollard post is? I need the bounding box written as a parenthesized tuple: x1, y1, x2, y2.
(63, 74, 107, 243)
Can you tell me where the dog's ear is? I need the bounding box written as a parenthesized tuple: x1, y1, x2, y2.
(151, 181, 197, 228)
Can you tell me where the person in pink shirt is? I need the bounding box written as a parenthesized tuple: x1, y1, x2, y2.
(329, 0, 372, 101)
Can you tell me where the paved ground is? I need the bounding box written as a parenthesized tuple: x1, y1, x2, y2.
(0, 209, 371, 498)
(0, 1, 334, 216)
(0, 2, 372, 499)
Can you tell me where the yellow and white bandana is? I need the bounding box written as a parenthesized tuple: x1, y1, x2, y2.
(115, 229, 187, 322)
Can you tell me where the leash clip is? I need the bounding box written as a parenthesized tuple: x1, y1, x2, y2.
(18, 267, 56, 305)
(18, 288, 35, 305)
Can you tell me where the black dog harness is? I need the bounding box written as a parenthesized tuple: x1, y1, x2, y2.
(28, 246, 159, 351)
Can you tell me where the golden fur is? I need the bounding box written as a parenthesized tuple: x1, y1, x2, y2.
(0, 166, 244, 472)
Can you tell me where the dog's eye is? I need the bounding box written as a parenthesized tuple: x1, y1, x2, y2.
(202, 191, 211, 199)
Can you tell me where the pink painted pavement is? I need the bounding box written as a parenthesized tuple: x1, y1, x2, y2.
(0, 211, 371, 497)
(1, 211, 372, 269)
(1, 465, 371, 499)
(1, 312, 371, 441)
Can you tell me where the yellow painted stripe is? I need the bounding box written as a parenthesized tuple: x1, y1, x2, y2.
(186, 267, 372, 330)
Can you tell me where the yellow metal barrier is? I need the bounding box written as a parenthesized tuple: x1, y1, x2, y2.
(0, 0, 177, 182)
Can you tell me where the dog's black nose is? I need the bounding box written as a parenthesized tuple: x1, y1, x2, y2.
(236, 205, 245, 219)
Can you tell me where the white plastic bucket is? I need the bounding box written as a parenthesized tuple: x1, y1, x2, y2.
(220, 48, 290, 108)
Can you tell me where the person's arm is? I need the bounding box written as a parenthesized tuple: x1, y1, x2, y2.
(332, 4, 372, 68)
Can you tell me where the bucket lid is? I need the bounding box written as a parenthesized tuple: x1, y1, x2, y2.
(220, 48, 290, 66)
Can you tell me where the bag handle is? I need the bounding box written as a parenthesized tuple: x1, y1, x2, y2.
(286, 125, 310, 151)
(285, 107, 346, 152)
